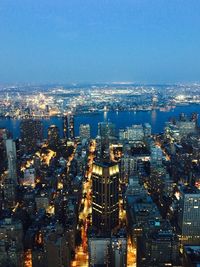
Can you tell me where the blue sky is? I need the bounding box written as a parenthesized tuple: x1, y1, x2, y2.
(0, 0, 200, 83)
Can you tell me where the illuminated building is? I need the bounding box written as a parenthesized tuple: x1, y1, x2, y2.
(126, 125, 144, 141)
(47, 125, 60, 148)
(63, 115, 68, 139)
(21, 168, 36, 187)
(35, 191, 49, 212)
(6, 139, 17, 182)
(79, 124, 90, 141)
(119, 123, 151, 142)
(92, 161, 119, 232)
(177, 185, 200, 245)
(150, 145, 163, 167)
(20, 119, 43, 152)
(143, 123, 152, 138)
(69, 114, 75, 140)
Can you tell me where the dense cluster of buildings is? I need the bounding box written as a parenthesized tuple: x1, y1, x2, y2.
(0, 110, 200, 267)
(1, 83, 200, 118)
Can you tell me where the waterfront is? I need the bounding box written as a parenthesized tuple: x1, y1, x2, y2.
(0, 104, 199, 139)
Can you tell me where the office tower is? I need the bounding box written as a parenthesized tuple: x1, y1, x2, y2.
(98, 122, 116, 138)
(150, 145, 163, 167)
(137, 220, 180, 267)
(126, 124, 144, 141)
(0, 129, 8, 173)
(88, 231, 127, 267)
(79, 124, 90, 141)
(20, 119, 43, 152)
(88, 237, 111, 266)
(0, 218, 24, 267)
(69, 114, 75, 139)
(63, 115, 68, 139)
(143, 123, 152, 138)
(48, 125, 60, 148)
(92, 161, 119, 232)
(97, 122, 116, 159)
(177, 185, 200, 245)
(3, 178, 16, 208)
(6, 139, 17, 182)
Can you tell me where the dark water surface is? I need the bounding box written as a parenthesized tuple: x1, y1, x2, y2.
(0, 104, 199, 139)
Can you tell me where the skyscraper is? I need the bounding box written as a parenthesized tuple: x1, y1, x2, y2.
(137, 220, 180, 267)
(92, 161, 119, 232)
(88, 232, 127, 267)
(48, 125, 60, 148)
(63, 115, 68, 140)
(6, 139, 17, 182)
(69, 115, 75, 140)
(98, 122, 116, 139)
(20, 119, 43, 152)
(79, 124, 90, 141)
(177, 185, 200, 245)
(97, 122, 116, 159)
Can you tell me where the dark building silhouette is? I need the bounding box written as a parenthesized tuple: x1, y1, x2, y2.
(48, 125, 60, 148)
(92, 161, 119, 232)
(20, 119, 43, 152)
(137, 220, 180, 267)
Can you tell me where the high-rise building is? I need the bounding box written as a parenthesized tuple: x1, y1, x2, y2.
(88, 233, 127, 267)
(63, 115, 68, 139)
(6, 139, 17, 182)
(98, 122, 116, 139)
(3, 178, 16, 209)
(92, 161, 119, 232)
(79, 124, 90, 141)
(137, 220, 180, 267)
(88, 228, 127, 267)
(177, 185, 200, 245)
(20, 119, 43, 152)
(126, 125, 144, 141)
(143, 123, 152, 139)
(69, 115, 75, 140)
(48, 125, 60, 148)
(0, 218, 24, 267)
(97, 122, 116, 159)
(150, 145, 163, 167)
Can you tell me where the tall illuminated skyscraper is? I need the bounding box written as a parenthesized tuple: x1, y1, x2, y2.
(69, 115, 75, 140)
(92, 161, 119, 232)
(63, 115, 68, 140)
